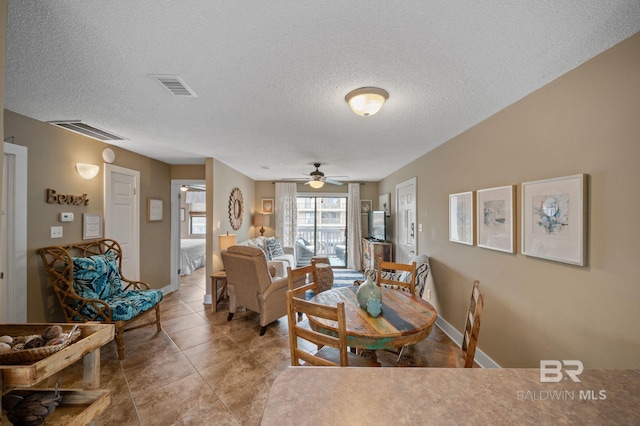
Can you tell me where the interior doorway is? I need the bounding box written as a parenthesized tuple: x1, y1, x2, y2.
(1, 142, 27, 322)
(170, 180, 207, 300)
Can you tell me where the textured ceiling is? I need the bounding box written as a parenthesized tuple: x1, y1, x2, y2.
(5, 1, 640, 182)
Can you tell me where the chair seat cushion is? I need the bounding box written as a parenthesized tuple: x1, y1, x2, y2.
(105, 289, 164, 321)
(74, 289, 163, 322)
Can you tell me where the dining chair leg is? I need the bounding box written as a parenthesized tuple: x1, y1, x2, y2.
(396, 346, 406, 363)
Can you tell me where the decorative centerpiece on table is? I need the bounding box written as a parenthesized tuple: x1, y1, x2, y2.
(356, 276, 382, 317)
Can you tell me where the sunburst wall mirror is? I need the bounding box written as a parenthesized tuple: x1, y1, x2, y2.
(228, 187, 244, 230)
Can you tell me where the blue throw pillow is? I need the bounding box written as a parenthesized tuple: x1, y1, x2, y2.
(72, 251, 123, 299)
(265, 237, 285, 258)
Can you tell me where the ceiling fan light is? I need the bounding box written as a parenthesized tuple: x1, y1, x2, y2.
(345, 87, 389, 116)
(308, 180, 325, 189)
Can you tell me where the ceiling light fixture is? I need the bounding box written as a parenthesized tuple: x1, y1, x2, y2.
(75, 163, 100, 179)
(345, 87, 389, 116)
(308, 180, 325, 189)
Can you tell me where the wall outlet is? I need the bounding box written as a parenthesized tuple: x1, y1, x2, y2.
(427, 289, 432, 299)
(51, 226, 63, 238)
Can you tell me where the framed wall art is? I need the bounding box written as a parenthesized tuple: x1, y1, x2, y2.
(379, 193, 391, 216)
(361, 199, 372, 214)
(262, 198, 274, 214)
(83, 213, 103, 240)
(449, 191, 474, 245)
(521, 174, 587, 266)
(147, 198, 163, 222)
(477, 185, 515, 253)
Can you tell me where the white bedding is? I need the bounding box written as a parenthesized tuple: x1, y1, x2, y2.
(180, 239, 206, 275)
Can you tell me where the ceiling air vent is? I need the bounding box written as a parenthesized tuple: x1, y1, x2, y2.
(149, 75, 197, 97)
(48, 121, 127, 141)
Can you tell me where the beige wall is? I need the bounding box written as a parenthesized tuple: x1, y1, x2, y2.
(379, 32, 640, 368)
(208, 159, 256, 274)
(4, 111, 174, 322)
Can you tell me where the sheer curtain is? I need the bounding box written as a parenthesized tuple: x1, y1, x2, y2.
(347, 183, 362, 270)
(275, 182, 297, 249)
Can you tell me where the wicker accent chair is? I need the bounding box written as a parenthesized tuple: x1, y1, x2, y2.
(38, 239, 163, 360)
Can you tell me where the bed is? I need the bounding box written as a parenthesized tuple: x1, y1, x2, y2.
(180, 239, 206, 275)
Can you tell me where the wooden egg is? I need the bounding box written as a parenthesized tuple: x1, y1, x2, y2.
(0, 342, 11, 353)
(42, 325, 63, 341)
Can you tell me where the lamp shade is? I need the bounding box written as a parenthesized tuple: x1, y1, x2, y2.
(345, 87, 389, 116)
(253, 214, 271, 227)
(75, 163, 100, 179)
(308, 180, 325, 189)
(218, 233, 237, 251)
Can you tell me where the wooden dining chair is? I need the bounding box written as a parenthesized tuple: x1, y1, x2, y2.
(424, 280, 484, 368)
(286, 288, 380, 367)
(376, 259, 417, 295)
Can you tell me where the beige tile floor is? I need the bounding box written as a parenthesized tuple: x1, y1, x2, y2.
(36, 267, 459, 425)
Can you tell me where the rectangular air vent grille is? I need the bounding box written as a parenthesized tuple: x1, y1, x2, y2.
(48, 121, 127, 141)
(149, 75, 197, 97)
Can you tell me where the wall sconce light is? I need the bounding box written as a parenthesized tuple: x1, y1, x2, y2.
(253, 214, 271, 236)
(75, 163, 100, 179)
(308, 180, 325, 189)
(345, 87, 389, 116)
(218, 232, 237, 251)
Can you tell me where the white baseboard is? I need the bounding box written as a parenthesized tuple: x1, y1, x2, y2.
(435, 316, 500, 369)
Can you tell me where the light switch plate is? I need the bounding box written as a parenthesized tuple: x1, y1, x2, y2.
(51, 226, 63, 238)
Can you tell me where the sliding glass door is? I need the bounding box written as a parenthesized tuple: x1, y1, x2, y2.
(296, 196, 347, 267)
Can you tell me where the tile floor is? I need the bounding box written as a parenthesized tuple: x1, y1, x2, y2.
(35, 267, 460, 425)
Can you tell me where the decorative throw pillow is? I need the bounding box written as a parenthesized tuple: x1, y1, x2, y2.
(72, 251, 123, 299)
(265, 237, 285, 258)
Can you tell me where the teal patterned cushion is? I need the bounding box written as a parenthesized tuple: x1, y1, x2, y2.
(104, 289, 164, 321)
(72, 251, 163, 321)
(265, 237, 285, 258)
(72, 251, 122, 299)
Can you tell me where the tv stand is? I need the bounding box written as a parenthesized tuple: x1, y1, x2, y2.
(361, 238, 392, 271)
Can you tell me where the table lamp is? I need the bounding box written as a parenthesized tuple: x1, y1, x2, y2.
(253, 214, 271, 236)
(218, 232, 237, 251)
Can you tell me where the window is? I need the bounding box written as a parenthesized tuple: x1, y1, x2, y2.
(190, 216, 206, 235)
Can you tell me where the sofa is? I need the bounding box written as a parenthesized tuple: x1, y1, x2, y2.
(237, 236, 296, 275)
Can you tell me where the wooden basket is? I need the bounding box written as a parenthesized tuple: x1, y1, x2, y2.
(0, 329, 82, 365)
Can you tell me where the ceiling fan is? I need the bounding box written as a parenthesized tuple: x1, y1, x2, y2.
(284, 163, 347, 188)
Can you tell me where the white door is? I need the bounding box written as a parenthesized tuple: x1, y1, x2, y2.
(395, 177, 417, 263)
(104, 164, 140, 281)
(1, 143, 27, 322)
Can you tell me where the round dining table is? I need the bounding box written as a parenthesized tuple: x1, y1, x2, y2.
(307, 286, 437, 350)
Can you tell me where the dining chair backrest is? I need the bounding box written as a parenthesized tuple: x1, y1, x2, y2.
(376, 259, 417, 295)
(286, 289, 349, 366)
(461, 280, 484, 368)
(287, 264, 318, 295)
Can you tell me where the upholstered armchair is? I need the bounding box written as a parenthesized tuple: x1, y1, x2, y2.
(222, 245, 305, 335)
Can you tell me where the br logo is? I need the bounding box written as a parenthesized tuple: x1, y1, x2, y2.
(540, 360, 583, 383)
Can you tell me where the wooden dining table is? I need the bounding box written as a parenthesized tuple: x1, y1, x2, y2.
(307, 286, 437, 351)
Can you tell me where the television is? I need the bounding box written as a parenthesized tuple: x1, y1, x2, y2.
(368, 210, 386, 242)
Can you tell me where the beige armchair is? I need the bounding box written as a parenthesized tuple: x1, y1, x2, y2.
(222, 245, 302, 335)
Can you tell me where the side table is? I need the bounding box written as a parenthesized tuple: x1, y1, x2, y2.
(210, 271, 228, 312)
